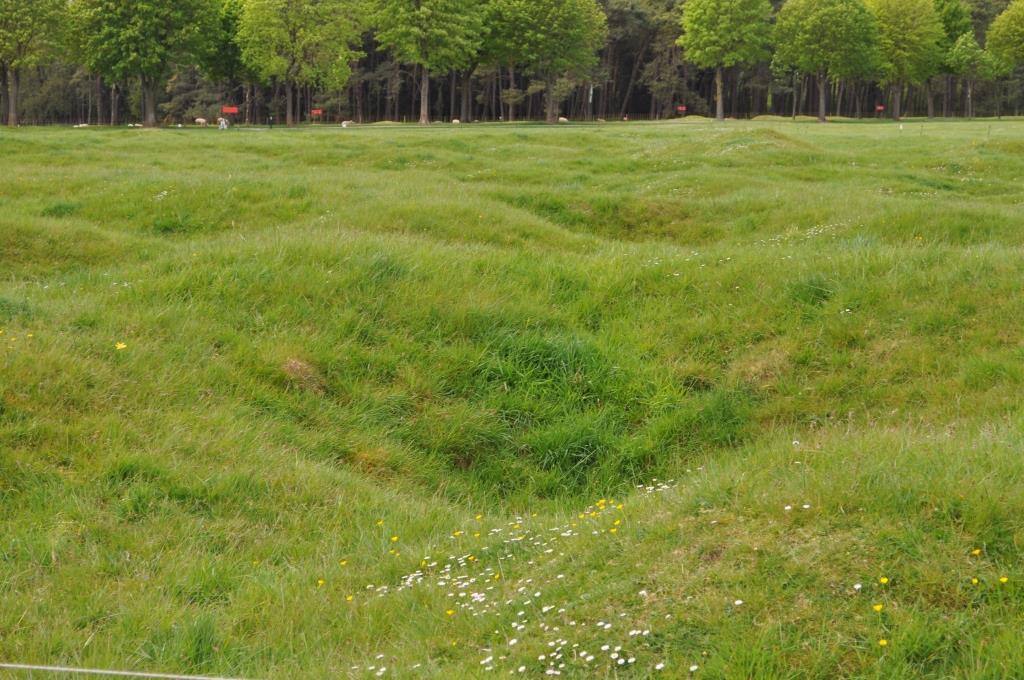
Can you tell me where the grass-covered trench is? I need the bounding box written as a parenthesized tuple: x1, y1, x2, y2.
(3, 118, 1024, 678)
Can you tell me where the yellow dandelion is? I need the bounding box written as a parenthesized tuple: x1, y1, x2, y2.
(421, 559, 427, 567)
(1000, 576, 1009, 584)
(339, 559, 348, 567)
(493, 574, 501, 581)
(872, 604, 884, 612)
(609, 527, 618, 534)
(390, 535, 399, 542)
(879, 577, 889, 585)
(616, 503, 624, 510)
(473, 532, 480, 538)
(578, 513, 585, 519)
(453, 530, 463, 537)
(115, 342, 127, 350)
(613, 519, 621, 526)
(468, 555, 477, 562)
(971, 577, 980, 585)
(446, 609, 456, 616)
(971, 548, 982, 556)
(346, 595, 354, 602)
(878, 639, 888, 647)
(317, 578, 325, 587)
(475, 514, 483, 521)
(376, 519, 384, 526)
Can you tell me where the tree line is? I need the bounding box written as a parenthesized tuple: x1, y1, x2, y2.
(2, 0, 1024, 127)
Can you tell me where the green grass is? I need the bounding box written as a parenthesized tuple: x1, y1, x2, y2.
(3, 118, 1024, 678)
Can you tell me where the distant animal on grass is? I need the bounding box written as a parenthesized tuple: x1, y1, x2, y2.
(195, 118, 208, 127)
(342, 120, 354, 128)
(217, 117, 229, 129)
(452, 119, 461, 124)
(558, 117, 569, 123)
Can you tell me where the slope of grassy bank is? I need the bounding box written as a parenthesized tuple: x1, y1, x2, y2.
(2, 119, 1024, 678)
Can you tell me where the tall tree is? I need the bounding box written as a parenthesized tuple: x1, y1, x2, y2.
(0, 0, 63, 126)
(774, 0, 881, 122)
(238, 0, 362, 126)
(374, 0, 483, 124)
(73, 0, 215, 126)
(518, 0, 608, 123)
(948, 30, 996, 115)
(678, 0, 772, 121)
(865, 0, 945, 119)
(934, 0, 974, 116)
(988, 0, 1024, 66)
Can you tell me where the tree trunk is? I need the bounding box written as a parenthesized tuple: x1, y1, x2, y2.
(7, 65, 19, 127)
(419, 67, 430, 124)
(892, 83, 902, 120)
(966, 79, 973, 119)
(461, 70, 472, 121)
(0, 63, 7, 126)
(285, 82, 294, 125)
(545, 77, 558, 123)
(449, 71, 457, 121)
(507, 66, 516, 122)
(618, 37, 649, 118)
(141, 76, 158, 127)
(714, 66, 724, 121)
(925, 82, 934, 119)
(354, 79, 364, 123)
(95, 76, 106, 126)
(110, 84, 120, 126)
(791, 73, 798, 119)
(817, 74, 827, 122)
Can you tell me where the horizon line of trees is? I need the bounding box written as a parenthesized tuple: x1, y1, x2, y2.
(2, 0, 1024, 128)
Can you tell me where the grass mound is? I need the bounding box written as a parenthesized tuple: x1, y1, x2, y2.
(3, 119, 1024, 677)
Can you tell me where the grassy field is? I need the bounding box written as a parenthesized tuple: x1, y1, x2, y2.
(3, 117, 1024, 679)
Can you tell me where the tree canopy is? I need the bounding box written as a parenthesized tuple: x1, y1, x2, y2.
(678, 0, 773, 120)
(774, 0, 881, 120)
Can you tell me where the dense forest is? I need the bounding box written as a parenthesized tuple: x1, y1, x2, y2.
(2, 0, 1024, 126)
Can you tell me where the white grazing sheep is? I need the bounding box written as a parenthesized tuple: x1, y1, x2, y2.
(342, 120, 354, 128)
(452, 119, 461, 124)
(217, 117, 229, 129)
(558, 116, 569, 123)
(195, 118, 208, 127)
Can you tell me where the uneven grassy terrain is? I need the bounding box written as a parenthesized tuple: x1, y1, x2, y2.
(3, 118, 1024, 679)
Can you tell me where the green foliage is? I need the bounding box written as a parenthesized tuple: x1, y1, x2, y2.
(948, 31, 996, 79)
(988, 0, 1024, 66)
(774, 0, 882, 81)
(865, 0, 946, 84)
(237, 0, 362, 89)
(935, 0, 973, 47)
(514, 0, 608, 78)
(0, 0, 63, 68)
(72, 0, 215, 84)
(678, 0, 772, 70)
(373, 0, 483, 74)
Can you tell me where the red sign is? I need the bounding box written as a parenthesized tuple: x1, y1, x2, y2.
(222, 106, 239, 114)
(676, 105, 688, 113)
(875, 105, 885, 112)
(311, 109, 323, 116)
